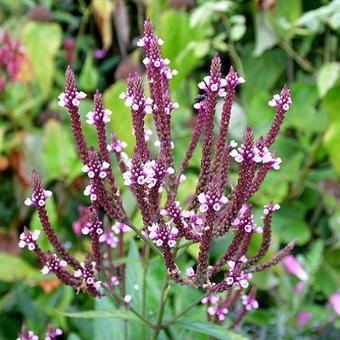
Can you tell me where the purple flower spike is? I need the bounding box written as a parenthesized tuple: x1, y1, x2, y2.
(147, 222, 179, 248)
(20, 17, 296, 328)
(225, 66, 245, 88)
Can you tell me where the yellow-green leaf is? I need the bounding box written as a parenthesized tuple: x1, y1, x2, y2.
(22, 21, 62, 97)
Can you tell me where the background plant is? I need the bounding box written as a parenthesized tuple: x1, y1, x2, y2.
(0, 1, 339, 340)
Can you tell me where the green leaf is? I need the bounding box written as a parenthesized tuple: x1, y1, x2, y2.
(323, 85, 340, 122)
(93, 297, 124, 340)
(324, 121, 340, 174)
(0, 254, 40, 282)
(317, 62, 340, 97)
(22, 21, 62, 96)
(297, 0, 340, 32)
(174, 319, 249, 340)
(273, 201, 311, 245)
(285, 82, 327, 133)
(79, 53, 99, 92)
(126, 239, 143, 309)
(67, 334, 82, 340)
(159, 10, 206, 85)
(276, 0, 302, 24)
(241, 45, 285, 101)
(43, 119, 79, 180)
(58, 309, 140, 322)
(190, 1, 232, 27)
(254, 11, 278, 57)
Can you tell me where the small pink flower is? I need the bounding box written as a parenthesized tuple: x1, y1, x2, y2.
(284, 255, 309, 281)
(297, 312, 312, 326)
(329, 292, 340, 315)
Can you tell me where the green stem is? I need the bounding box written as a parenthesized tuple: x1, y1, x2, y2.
(162, 292, 208, 328)
(222, 14, 245, 76)
(128, 223, 163, 256)
(111, 293, 156, 329)
(142, 245, 150, 339)
(279, 40, 315, 74)
(151, 279, 171, 340)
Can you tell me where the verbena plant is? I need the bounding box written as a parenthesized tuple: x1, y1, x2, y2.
(18, 18, 294, 339)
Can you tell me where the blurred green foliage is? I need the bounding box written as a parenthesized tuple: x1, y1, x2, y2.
(0, 0, 339, 339)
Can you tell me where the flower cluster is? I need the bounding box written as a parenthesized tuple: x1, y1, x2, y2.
(111, 221, 132, 234)
(98, 222, 131, 248)
(74, 261, 101, 290)
(147, 222, 179, 247)
(198, 191, 228, 212)
(225, 66, 246, 88)
(263, 203, 280, 215)
(99, 231, 118, 248)
(86, 108, 112, 125)
(123, 160, 174, 188)
(17, 328, 39, 340)
(107, 139, 127, 153)
(230, 142, 282, 170)
(24, 189, 52, 207)
(198, 76, 228, 97)
(119, 90, 153, 114)
(225, 258, 253, 288)
(268, 88, 293, 111)
(19, 17, 295, 330)
(44, 325, 63, 340)
(0, 32, 24, 91)
(41, 254, 67, 275)
(82, 161, 110, 179)
(19, 230, 40, 251)
(232, 206, 262, 233)
(208, 305, 229, 321)
(84, 184, 98, 202)
(81, 215, 103, 236)
(160, 201, 203, 240)
(201, 295, 229, 321)
(17, 324, 62, 340)
(241, 294, 259, 311)
(58, 90, 86, 108)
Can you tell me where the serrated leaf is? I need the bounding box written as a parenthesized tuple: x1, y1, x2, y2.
(317, 62, 340, 97)
(58, 309, 140, 322)
(174, 319, 249, 340)
(22, 21, 62, 96)
(93, 297, 124, 340)
(304, 240, 323, 275)
(126, 239, 143, 310)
